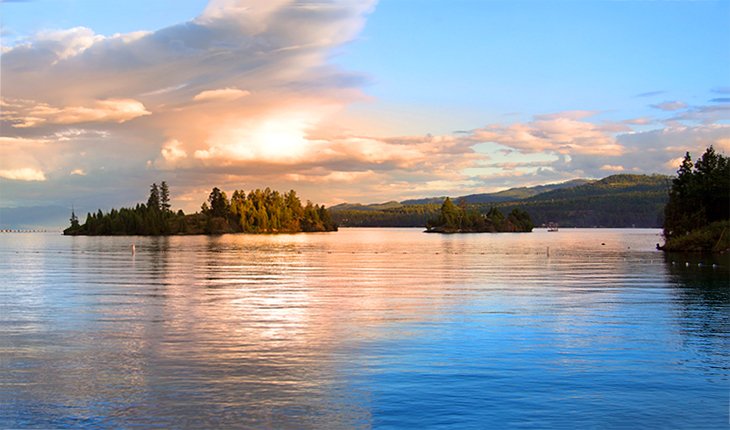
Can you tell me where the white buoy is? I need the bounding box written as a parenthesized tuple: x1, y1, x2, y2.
(685, 262, 690, 267)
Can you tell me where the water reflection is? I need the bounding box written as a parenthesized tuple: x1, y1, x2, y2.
(0, 229, 728, 428)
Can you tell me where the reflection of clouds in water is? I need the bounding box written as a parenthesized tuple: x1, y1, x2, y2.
(1, 229, 728, 428)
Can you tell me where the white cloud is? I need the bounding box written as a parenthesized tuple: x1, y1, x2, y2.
(70, 168, 86, 176)
(194, 87, 251, 102)
(160, 139, 188, 162)
(0, 168, 46, 181)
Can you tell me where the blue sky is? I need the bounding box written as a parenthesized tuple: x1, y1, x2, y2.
(1, 0, 729, 226)
(334, 0, 729, 132)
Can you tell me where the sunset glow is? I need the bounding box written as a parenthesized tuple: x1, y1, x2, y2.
(1, 0, 728, 225)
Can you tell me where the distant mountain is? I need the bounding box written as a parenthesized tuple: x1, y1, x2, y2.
(339, 178, 591, 208)
(329, 201, 403, 212)
(526, 174, 669, 201)
(457, 179, 591, 204)
(330, 174, 671, 228)
(495, 174, 670, 228)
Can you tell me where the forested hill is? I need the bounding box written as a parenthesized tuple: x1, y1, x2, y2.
(496, 174, 669, 228)
(330, 174, 670, 228)
(400, 179, 589, 205)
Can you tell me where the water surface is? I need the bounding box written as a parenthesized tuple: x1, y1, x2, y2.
(1, 228, 728, 428)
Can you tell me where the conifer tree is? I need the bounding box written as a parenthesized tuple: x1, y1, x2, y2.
(160, 181, 171, 213)
(148, 183, 161, 212)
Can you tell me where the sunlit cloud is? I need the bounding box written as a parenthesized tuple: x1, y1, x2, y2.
(193, 87, 251, 102)
(0, 167, 46, 181)
(3, 98, 150, 128)
(472, 113, 625, 156)
(1, 0, 728, 215)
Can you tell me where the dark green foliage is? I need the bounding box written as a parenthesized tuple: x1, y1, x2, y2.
(160, 181, 171, 213)
(331, 174, 668, 228)
(425, 198, 533, 233)
(64, 207, 82, 234)
(662, 147, 730, 252)
(329, 204, 440, 227)
(147, 183, 160, 212)
(661, 220, 730, 253)
(205, 187, 230, 218)
(63, 184, 337, 236)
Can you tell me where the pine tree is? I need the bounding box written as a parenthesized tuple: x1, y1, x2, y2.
(148, 183, 161, 212)
(160, 181, 171, 213)
(69, 207, 79, 228)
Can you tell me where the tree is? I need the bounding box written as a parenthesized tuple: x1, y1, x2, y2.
(160, 181, 171, 213)
(207, 187, 230, 218)
(148, 183, 160, 212)
(69, 207, 79, 228)
(440, 197, 459, 227)
(663, 146, 730, 240)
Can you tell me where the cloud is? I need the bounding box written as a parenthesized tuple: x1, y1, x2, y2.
(711, 86, 730, 94)
(650, 100, 687, 111)
(669, 104, 730, 124)
(623, 117, 653, 125)
(193, 87, 251, 102)
(600, 164, 624, 172)
(160, 139, 188, 163)
(0, 167, 46, 181)
(0, 136, 51, 182)
(472, 112, 624, 156)
(3, 98, 150, 128)
(1, 0, 727, 211)
(635, 91, 665, 98)
(534, 110, 600, 121)
(709, 97, 730, 103)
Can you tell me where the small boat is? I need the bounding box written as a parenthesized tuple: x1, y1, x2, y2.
(547, 222, 559, 232)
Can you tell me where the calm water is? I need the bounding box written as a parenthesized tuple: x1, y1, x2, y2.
(1, 228, 728, 429)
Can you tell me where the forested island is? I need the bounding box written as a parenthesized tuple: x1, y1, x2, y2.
(661, 146, 730, 252)
(64, 183, 337, 236)
(425, 197, 533, 233)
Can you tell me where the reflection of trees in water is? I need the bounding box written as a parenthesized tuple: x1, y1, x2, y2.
(663, 252, 730, 368)
(664, 252, 730, 301)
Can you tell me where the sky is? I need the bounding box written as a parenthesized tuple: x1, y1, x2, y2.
(1, 0, 729, 227)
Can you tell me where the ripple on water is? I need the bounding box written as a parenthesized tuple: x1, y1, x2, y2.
(0, 229, 728, 429)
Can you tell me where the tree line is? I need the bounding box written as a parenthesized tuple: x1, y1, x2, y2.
(426, 197, 533, 233)
(661, 146, 730, 252)
(64, 183, 337, 235)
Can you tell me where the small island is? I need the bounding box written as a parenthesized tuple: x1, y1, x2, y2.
(660, 146, 730, 253)
(64, 183, 337, 236)
(425, 197, 534, 233)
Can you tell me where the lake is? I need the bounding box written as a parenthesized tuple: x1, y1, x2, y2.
(1, 228, 728, 429)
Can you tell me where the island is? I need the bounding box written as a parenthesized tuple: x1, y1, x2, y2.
(425, 197, 533, 233)
(64, 183, 337, 236)
(660, 146, 730, 252)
